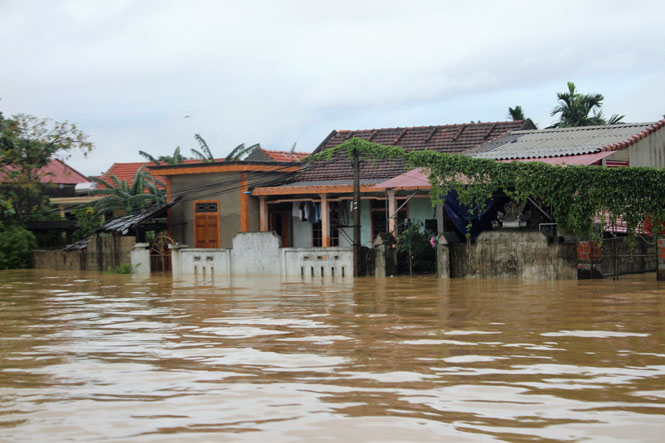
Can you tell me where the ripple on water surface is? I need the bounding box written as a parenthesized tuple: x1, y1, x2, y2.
(1, 270, 665, 441)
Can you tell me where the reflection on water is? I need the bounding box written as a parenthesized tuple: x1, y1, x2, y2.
(1, 270, 665, 441)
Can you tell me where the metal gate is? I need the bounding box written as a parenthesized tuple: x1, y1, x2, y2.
(150, 234, 173, 273)
(600, 235, 657, 279)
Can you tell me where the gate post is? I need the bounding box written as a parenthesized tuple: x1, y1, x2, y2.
(577, 241, 603, 279)
(658, 239, 665, 281)
(130, 243, 151, 275)
(169, 244, 188, 278)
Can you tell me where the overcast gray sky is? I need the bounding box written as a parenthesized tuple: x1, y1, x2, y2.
(1, 0, 664, 176)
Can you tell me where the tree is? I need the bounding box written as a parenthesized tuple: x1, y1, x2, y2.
(507, 106, 525, 121)
(190, 133, 260, 162)
(91, 167, 165, 215)
(550, 82, 624, 128)
(0, 112, 93, 222)
(139, 146, 186, 166)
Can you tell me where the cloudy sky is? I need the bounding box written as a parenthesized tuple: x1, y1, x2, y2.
(1, 0, 664, 176)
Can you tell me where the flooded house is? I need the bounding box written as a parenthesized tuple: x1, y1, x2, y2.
(441, 119, 665, 279)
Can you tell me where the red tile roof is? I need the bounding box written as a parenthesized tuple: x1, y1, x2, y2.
(260, 148, 309, 162)
(299, 120, 535, 182)
(0, 159, 89, 185)
(98, 159, 206, 189)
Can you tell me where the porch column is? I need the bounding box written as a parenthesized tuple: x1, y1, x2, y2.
(388, 190, 396, 238)
(259, 196, 268, 232)
(240, 172, 249, 232)
(320, 193, 329, 247)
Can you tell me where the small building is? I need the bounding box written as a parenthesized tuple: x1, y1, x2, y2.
(150, 156, 302, 249)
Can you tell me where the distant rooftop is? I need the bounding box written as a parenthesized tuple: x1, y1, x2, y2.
(469, 121, 665, 160)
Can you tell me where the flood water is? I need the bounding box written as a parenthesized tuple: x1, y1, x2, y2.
(1, 270, 665, 442)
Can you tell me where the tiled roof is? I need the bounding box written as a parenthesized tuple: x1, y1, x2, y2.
(99, 159, 206, 189)
(0, 159, 89, 185)
(261, 148, 309, 162)
(298, 120, 534, 182)
(469, 120, 665, 160)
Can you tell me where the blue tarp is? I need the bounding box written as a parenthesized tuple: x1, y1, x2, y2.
(443, 190, 503, 238)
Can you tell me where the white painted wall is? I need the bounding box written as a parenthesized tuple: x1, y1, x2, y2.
(231, 232, 282, 275)
(170, 232, 354, 278)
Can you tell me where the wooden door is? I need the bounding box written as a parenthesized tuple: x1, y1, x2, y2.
(194, 201, 220, 248)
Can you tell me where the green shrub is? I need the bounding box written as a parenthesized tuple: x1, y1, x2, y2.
(104, 263, 134, 274)
(0, 223, 36, 269)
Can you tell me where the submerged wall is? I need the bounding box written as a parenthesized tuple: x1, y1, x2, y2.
(32, 236, 136, 272)
(448, 230, 577, 280)
(171, 232, 354, 279)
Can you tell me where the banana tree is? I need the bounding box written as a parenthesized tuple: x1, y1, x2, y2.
(91, 167, 166, 215)
(190, 133, 260, 162)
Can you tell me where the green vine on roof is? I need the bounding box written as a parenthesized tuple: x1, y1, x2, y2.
(307, 137, 665, 241)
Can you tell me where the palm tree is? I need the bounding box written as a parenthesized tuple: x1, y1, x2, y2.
(507, 106, 525, 121)
(190, 133, 260, 162)
(91, 167, 166, 215)
(550, 82, 624, 128)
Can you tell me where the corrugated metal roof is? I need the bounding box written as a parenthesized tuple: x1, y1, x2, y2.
(470, 122, 657, 160)
(499, 151, 616, 166)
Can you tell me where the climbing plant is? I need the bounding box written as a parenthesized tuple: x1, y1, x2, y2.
(306, 137, 665, 242)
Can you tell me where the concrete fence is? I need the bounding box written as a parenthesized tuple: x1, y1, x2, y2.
(168, 232, 354, 279)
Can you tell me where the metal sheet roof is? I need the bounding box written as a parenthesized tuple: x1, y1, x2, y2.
(470, 122, 656, 160)
(96, 197, 181, 235)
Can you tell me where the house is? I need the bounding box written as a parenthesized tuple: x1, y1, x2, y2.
(252, 120, 535, 249)
(376, 119, 665, 279)
(0, 158, 102, 216)
(149, 151, 304, 249)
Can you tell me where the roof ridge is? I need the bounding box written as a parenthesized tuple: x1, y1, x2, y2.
(330, 120, 521, 134)
(601, 118, 665, 152)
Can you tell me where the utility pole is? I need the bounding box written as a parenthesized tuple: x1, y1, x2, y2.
(353, 146, 360, 277)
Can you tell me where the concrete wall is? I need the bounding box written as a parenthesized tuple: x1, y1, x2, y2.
(171, 232, 354, 278)
(172, 172, 241, 249)
(231, 231, 282, 275)
(172, 170, 293, 248)
(32, 236, 136, 272)
(282, 247, 353, 278)
(448, 230, 577, 280)
(179, 248, 231, 278)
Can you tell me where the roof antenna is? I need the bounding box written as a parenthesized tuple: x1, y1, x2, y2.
(289, 142, 297, 158)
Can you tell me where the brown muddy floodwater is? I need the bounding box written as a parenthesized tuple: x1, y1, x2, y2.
(1, 270, 665, 442)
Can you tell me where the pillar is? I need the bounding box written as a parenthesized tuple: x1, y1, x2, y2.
(240, 172, 249, 232)
(259, 196, 268, 232)
(388, 190, 396, 238)
(130, 242, 151, 275)
(320, 193, 329, 247)
(169, 243, 188, 278)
